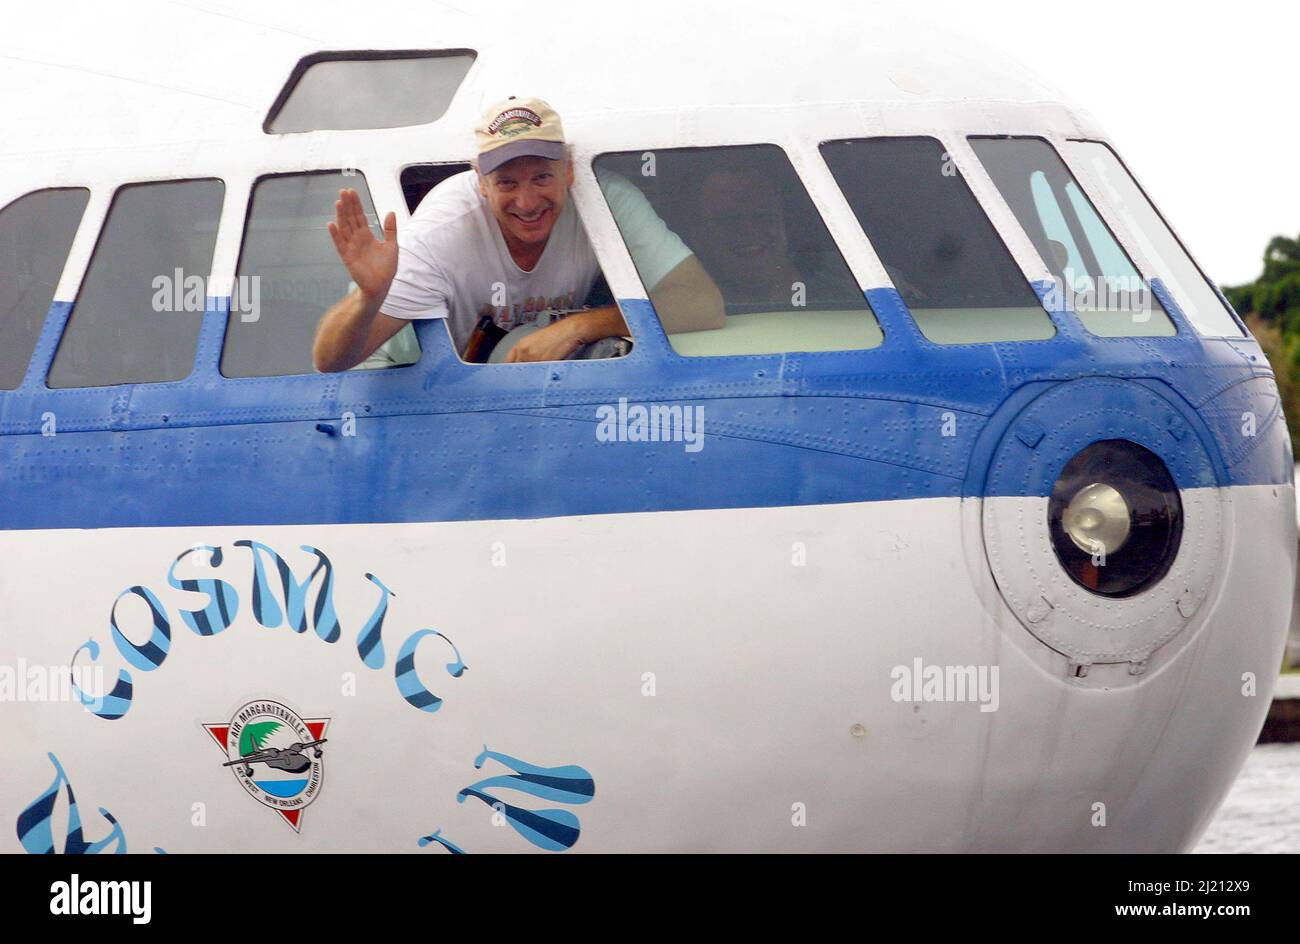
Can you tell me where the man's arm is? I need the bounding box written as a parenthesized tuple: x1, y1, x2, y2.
(647, 255, 726, 334)
(313, 288, 410, 373)
(503, 305, 627, 363)
(312, 189, 407, 373)
(595, 171, 725, 335)
(502, 255, 725, 362)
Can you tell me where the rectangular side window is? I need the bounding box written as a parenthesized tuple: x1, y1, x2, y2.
(594, 144, 881, 356)
(221, 172, 419, 378)
(1065, 141, 1243, 337)
(0, 188, 89, 389)
(820, 136, 1052, 345)
(48, 179, 224, 388)
(969, 136, 1175, 338)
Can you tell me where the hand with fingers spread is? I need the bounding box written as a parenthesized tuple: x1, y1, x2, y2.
(327, 189, 399, 302)
(312, 191, 409, 373)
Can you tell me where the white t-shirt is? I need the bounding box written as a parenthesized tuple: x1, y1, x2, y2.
(381, 170, 690, 352)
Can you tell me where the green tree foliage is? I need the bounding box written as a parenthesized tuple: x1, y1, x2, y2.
(1244, 313, 1300, 457)
(238, 721, 282, 757)
(1226, 233, 1300, 455)
(1228, 234, 1300, 322)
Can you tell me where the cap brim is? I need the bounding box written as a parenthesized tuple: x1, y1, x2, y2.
(478, 139, 566, 176)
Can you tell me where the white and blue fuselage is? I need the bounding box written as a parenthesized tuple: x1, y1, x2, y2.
(1, 5, 1294, 852)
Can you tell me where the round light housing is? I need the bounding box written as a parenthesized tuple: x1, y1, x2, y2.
(1047, 440, 1182, 597)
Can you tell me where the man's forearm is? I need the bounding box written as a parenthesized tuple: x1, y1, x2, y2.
(649, 256, 726, 334)
(313, 288, 386, 373)
(502, 305, 629, 362)
(566, 305, 628, 342)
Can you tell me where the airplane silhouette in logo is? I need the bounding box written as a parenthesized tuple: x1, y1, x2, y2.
(223, 739, 327, 777)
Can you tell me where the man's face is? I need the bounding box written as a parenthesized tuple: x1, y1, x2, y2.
(694, 168, 790, 290)
(478, 155, 574, 249)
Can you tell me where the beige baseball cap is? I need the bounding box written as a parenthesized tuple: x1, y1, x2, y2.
(474, 96, 567, 175)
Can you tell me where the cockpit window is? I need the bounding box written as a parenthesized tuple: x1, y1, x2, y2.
(48, 179, 223, 388)
(221, 171, 420, 378)
(969, 136, 1176, 337)
(820, 136, 1052, 344)
(594, 144, 881, 356)
(265, 50, 475, 134)
(1065, 140, 1244, 337)
(0, 188, 88, 389)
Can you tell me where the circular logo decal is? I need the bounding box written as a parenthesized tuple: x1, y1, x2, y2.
(203, 700, 328, 832)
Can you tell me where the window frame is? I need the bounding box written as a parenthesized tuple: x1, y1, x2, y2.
(967, 133, 1182, 340)
(263, 49, 478, 135)
(220, 168, 425, 379)
(1064, 138, 1247, 338)
(386, 160, 632, 369)
(818, 133, 1060, 348)
(46, 176, 226, 390)
(590, 140, 885, 360)
(0, 186, 92, 391)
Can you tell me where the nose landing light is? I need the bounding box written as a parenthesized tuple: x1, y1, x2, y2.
(1062, 482, 1130, 555)
(1048, 440, 1184, 598)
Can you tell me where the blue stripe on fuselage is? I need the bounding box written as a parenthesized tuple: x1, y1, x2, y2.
(0, 291, 1289, 531)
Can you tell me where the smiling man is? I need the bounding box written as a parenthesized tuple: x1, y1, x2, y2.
(313, 96, 723, 369)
